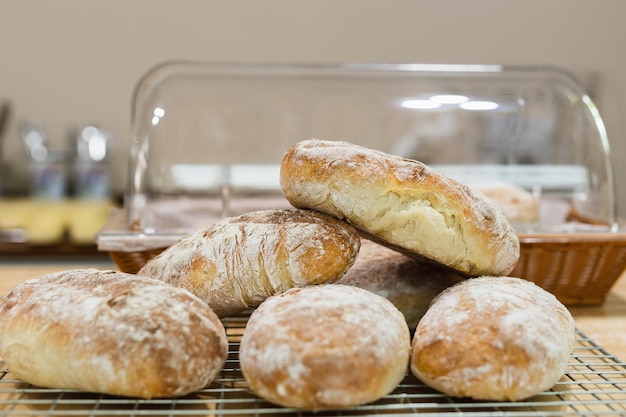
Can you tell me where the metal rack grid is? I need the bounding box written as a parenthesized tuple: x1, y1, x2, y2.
(1, 316, 625, 417)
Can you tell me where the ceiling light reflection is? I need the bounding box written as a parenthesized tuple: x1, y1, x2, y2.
(152, 107, 165, 126)
(459, 100, 499, 111)
(430, 94, 469, 104)
(400, 99, 442, 110)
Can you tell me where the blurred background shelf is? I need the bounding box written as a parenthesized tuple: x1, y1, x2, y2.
(0, 241, 109, 261)
(0, 197, 117, 260)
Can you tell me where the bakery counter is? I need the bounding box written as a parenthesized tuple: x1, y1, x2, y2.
(568, 273, 626, 360)
(0, 261, 624, 361)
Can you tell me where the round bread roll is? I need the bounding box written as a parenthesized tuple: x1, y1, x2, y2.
(469, 181, 539, 224)
(337, 238, 465, 329)
(0, 269, 228, 399)
(410, 276, 575, 401)
(138, 208, 360, 317)
(280, 139, 520, 276)
(239, 284, 411, 411)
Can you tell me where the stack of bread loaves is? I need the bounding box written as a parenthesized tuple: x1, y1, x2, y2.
(0, 138, 575, 409)
(270, 139, 574, 406)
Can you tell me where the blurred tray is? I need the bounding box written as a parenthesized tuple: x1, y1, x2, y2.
(0, 317, 625, 416)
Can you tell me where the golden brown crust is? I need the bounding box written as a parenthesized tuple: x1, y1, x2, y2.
(138, 208, 361, 317)
(410, 277, 575, 401)
(337, 239, 465, 329)
(239, 284, 411, 410)
(0, 269, 228, 399)
(280, 139, 520, 276)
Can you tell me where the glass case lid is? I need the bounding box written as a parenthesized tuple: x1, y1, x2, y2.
(100, 61, 618, 250)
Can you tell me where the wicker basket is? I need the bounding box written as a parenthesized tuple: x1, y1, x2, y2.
(512, 233, 626, 305)
(108, 232, 626, 306)
(109, 247, 166, 275)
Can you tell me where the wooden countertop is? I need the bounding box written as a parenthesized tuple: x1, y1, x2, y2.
(0, 261, 625, 361)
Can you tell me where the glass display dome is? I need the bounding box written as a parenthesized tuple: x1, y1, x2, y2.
(115, 62, 616, 241)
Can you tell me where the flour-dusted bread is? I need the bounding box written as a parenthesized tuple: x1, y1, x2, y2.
(138, 208, 361, 317)
(280, 139, 520, 276)
(469, 181, 539, 224)
(337, 238, 465, 329)
(239, 284, 410, 411)
(410, 276, 575, 401)
(0, 269, 228, 399)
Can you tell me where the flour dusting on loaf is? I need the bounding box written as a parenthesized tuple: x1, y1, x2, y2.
(411, 276, 575, 401)
(239, 284, 410, 410)
(280, 139, 520, 276)
(0, 269, 228, 399)
(138, 208, 360, 317)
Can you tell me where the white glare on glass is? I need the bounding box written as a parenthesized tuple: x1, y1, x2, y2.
(152, 107, 165, 125)
(89, 139, 106, 161)
(400, 99, 442, 110)
(459, 100, 499, 111)
(31, 146, 48, 162)
(393, 64, 503, 73)
(81, 126, 99, 141)
(24, 130, 44, 148)
(430, 94, 469, 104)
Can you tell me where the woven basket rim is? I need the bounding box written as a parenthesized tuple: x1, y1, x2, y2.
(518, 231, 626, 243)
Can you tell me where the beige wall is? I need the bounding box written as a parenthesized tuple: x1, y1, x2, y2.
(1, 0, 625, 215)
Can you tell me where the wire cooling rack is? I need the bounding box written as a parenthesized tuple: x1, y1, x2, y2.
(1, 316, 625, 417)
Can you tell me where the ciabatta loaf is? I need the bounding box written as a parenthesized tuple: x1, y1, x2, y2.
(410, 276, 575, 401)
(239, 284, 410, 410)
(0, 269, 228, 399)
(280, 139, 520, 276)
(139, 208, 360, 317)
(337, 238, 464, 329)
